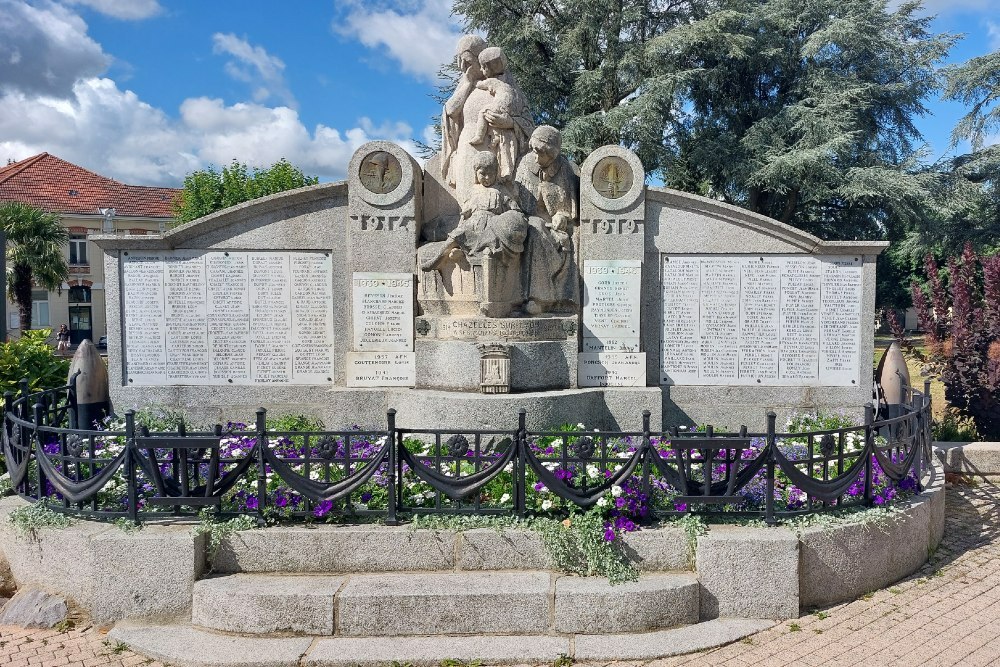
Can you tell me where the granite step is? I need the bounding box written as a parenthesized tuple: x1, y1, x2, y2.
(211, 524, 692, 573)
(191, 571, 700, 637)
(110, 619, 775, 667)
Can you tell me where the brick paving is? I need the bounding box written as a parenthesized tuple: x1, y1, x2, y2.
(2, 481, 999, 666)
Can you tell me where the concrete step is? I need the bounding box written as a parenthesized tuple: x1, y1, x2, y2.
(191, 571, 700, 636)
(110, 618, 775, 667)
(213, 524, 691, 573)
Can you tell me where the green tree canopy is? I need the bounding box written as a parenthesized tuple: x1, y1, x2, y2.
(453, 0, 702, 172)
(173, 158, 320, 224)
(0, 202, 69, 332)
(457, 0, 956, 243)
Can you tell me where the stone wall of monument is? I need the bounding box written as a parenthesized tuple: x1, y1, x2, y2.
(96, 144, 887, 432)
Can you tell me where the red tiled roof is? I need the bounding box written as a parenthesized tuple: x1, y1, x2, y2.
(0, 153, 180, 219)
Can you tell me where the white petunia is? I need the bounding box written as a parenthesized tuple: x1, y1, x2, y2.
(597, 496, 608, 508)
(541, 500, 553, 511)
(586, 464, 600, 478)
(611, 485, 623, 497)
(500, 493, 511, 504)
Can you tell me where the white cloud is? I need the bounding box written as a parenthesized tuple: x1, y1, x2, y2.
(0, 3, 422, 186)
(0, 76, 418, 186)
(988, 20, 1000, 51)
(65, 0, 163, 20)
(334, 0, 463, 82)
(212, 33, 297, 110)
(0, 0, 109, 97)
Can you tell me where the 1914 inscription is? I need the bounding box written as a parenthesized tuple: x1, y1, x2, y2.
(660, 255, 863, 386)
(122, 250, 334, 385)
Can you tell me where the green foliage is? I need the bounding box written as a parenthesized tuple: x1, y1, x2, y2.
(113, 517, 143, 534)
(534, 510, 639, 585)
(7, 503, 75, 537)
(454, 0, 699, 171)
(0, 201, 69, 331)
(409, 510, 639, 585)
(131, 404, 189, 432)
(933, 410, 982, 443)
(650, 0, 955, 240)
(173, 158, 319, 224)
(193, 508, 259, 569)
(0, 329, 71, 396)
(266, 413, 325, 432)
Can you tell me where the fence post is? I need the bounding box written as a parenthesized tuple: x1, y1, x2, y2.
(18, 379, 30, 422)
(386, 409, 399, 526)
(33, 402, 45, 502)
(516, 409, 527, 519)
(641, 410, 652, 507)
(864, 402, 875, 507)
(255, 408, 267, 526)
(765, 411, 777, 526)
(124, 410, 139, 524)
(910, 390, 923, 491)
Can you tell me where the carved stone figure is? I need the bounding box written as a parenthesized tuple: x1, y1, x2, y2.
(516, 125, 580, 315)
(422, 38, 577, 319)
(441, 39, 533, 207)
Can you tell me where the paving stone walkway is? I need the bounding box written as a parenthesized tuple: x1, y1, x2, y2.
(1, 480, 999, 667)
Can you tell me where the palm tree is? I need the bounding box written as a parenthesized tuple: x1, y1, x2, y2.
(0, 202, 69, 332)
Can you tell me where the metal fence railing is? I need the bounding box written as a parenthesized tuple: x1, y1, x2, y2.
(1, 378, 933, 525)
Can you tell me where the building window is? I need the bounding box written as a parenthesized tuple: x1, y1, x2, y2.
(69, 235, 88, 265)
(31, 289, 50, 328)
(68, 285, 92, 303)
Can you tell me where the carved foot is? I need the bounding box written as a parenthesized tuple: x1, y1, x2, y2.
(525, 300, 543, 316)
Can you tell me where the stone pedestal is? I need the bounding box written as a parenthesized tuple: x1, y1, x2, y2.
(414, 315, 577, 392)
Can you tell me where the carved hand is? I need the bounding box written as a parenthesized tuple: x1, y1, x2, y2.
(484, 109, 513, 129)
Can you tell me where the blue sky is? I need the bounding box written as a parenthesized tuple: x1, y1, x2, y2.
(0, 0, 996, 187)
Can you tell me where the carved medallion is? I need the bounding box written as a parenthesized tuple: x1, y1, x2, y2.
(359, 151, 402, 194)
(592, 156, 633, 200)
(477, 343, 511, 394)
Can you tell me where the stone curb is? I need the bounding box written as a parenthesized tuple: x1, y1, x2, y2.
(110, 619, 775, 666)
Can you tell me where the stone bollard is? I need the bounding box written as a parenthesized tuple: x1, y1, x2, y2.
(68, 339, 111, 429)
(877, 341, 910, 419)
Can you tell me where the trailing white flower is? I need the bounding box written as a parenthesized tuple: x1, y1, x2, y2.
(499, 493, 511, 504)
(541, 500, 553, 511)
(586, 464, 600, 478)
(611, 485, 623, 497)
(597, 496, 608, 508)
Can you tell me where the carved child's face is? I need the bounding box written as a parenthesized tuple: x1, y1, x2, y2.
(475, 164, 497, 187)
(479, 57, 504, 80)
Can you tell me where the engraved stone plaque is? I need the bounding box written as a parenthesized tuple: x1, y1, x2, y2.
(582, 260, 641, 352)
(478, 343, 511, 394)
(358, 151, 402, 194)
(659, 255, 862, 387)
(352, 273, 414, 351)
(346, 351, 415, 387)
(122, 250, 334, 385)
(592, 156, 633, 199)
(578, 352, 646, 387)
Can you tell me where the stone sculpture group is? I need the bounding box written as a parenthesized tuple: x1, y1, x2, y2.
(421, 36, 579, 318)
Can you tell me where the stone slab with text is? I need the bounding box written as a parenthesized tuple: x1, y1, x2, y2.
(660, 254, 863, 387)
(121, 250, 334, 385)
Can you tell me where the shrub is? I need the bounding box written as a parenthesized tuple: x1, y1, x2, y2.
(896, 244, 1000, 439)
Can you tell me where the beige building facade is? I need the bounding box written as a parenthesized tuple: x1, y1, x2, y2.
(0, 153, 178, 346)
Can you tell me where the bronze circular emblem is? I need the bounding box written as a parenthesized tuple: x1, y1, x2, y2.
(359, 151, 402, 194)
(592, 156, 633, 199)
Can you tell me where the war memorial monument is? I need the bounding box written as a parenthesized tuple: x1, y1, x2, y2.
(0, 36, 943, 666)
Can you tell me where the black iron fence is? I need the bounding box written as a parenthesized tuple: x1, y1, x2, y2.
(1, 377, 933, 525)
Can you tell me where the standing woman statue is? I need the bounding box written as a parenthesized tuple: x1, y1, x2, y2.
(441, 38, 534, 206)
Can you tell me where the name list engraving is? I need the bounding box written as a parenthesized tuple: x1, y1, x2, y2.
(352, 272, 414, 351)
(122, 250, 334, 386)
(578, 352, 647, 387)
(582, 260, 642, 352)
(660, 255, 863, 387)
(346, 352, 415, 387)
